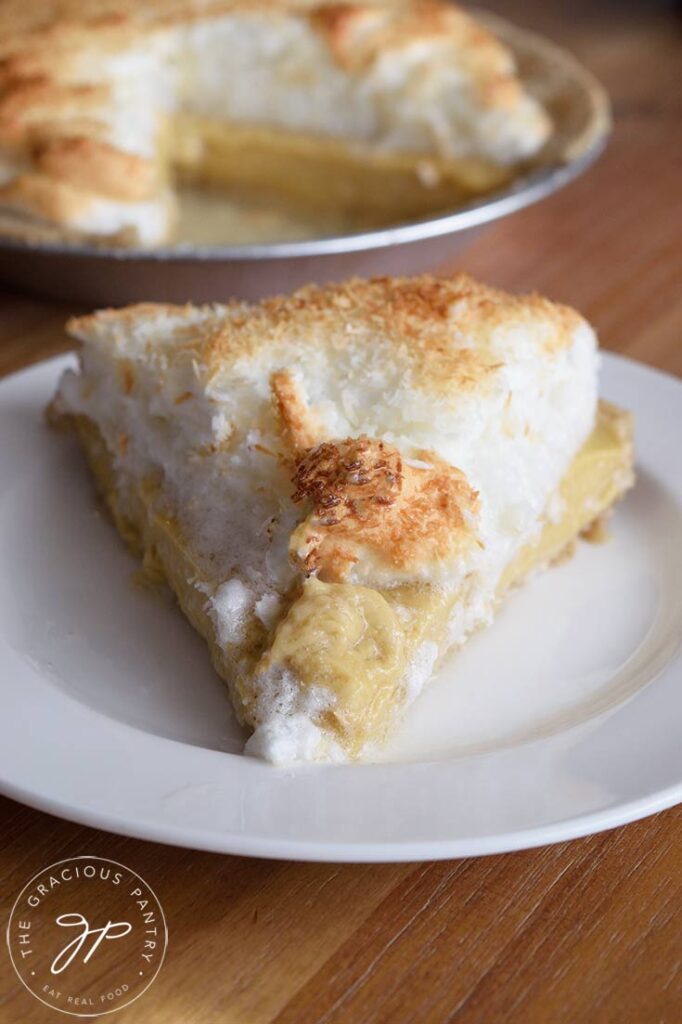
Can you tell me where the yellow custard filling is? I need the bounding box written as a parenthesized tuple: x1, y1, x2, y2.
(168, 114, 513, 228)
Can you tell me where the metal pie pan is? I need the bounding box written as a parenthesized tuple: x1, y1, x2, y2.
(0, 13, 610, 306)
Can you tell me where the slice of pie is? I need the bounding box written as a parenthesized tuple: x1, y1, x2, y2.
(50, 273, 634, 763)
(0, 0, 550, 245)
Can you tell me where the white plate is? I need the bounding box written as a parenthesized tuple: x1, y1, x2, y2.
(0, 353, 681, 862)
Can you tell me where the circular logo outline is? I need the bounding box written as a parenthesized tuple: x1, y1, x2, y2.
(6, 855, 168, 1018)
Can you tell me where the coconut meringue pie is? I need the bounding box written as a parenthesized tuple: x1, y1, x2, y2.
(0, 1, 551, 244)
(49, 273, 634, 763)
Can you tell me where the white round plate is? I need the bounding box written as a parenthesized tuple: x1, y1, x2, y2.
(0, 353, 680, 862)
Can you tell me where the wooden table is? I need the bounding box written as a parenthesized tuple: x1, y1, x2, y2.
(1, 3, 681, 1021)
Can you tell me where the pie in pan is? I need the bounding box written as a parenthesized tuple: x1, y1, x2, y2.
(0, 0, 551, 245)
(50, 273, 634, 763)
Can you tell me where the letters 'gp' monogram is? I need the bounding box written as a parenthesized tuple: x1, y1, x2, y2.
(51, 914, 134, 975)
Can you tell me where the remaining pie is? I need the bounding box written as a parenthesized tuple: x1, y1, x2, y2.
(0, 0, 551, 245)
(49, 273, 634, 763)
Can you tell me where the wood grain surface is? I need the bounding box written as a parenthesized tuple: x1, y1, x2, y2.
(1, 2, 681, 1022)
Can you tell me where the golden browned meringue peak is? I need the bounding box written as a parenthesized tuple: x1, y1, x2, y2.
(288, 434, 480, 583)
(0, 0, 551, 244)
(270, 369, 325, 455)
(269, 362, 481, 584)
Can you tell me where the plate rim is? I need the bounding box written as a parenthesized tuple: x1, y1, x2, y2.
(1, 772, 680, 863)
